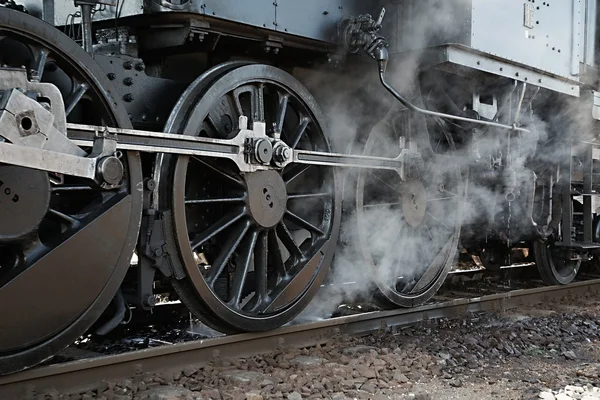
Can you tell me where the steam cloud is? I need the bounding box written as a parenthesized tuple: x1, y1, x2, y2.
(291, 0, 599, 323)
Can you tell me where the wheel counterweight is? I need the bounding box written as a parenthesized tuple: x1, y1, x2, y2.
(158, 63, 341, 332)
(0, 8, 142, 375)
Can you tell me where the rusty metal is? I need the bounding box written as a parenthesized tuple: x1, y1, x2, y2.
(2, 278, 599, 399)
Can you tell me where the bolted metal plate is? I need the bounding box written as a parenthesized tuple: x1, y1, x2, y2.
(245, 170, 287, 228)
(0, 166, 50, 242)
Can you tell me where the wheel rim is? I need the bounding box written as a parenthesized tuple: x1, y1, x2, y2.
(0, 9, 142, 374)
(161, 64, 341, 332)
(533, 240, 581, 285)
(356, 107, 463, 307)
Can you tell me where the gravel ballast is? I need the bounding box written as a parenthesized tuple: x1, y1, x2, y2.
(28, 291, 600, 400)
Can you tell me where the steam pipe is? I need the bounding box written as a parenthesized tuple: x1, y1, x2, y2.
(373, 46, 530, 134)
(95, 289, 127, 335)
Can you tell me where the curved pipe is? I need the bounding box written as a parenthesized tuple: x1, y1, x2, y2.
(373, 46, 530, 134)
(95, 289, 127, 336)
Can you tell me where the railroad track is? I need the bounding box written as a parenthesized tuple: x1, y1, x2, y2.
(2, 277, 599, 399)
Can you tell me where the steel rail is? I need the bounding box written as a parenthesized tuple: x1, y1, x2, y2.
(1, 279, 599, 399)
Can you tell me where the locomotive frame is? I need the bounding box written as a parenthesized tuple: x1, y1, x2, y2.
(1, 0, 600, 375)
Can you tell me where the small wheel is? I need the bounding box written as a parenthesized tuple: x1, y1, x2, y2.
(533, 240, 581, 285)
(471, 248, 505, 272)
(0, 9, 141, 375)
(158, 64, 341, 332)
(355, 106, 464, 308)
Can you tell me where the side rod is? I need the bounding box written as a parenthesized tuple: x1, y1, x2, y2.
(67, 123, 405, 172)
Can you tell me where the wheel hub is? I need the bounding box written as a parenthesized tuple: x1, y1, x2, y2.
(245, 170, 287, 228)
(0, 165, 50, 242)
(401, 180, 426, 228)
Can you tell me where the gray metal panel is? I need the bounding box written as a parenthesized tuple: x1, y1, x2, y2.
(584, 0, 597, 66)
(470, 0, 578, 80)
(379, 0, 472, 54)
(275, 0, 373, 42)
(202, 0, 275, 30)
(431, 45, 581, 97)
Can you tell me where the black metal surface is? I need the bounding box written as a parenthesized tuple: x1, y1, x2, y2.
(244, 170, 287, 228)
(0, 8, 142, 376)
(158, 63, 341, 332)
(93, 54, 187, 130)
(0, 166, 50, 242)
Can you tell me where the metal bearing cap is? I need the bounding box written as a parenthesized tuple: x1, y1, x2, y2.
(254, 138, 273, 164)
(273, 142, 292, 167)
(97, 155, 124, 186)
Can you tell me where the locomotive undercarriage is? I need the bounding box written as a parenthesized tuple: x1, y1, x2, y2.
(1, 4, 600, 376)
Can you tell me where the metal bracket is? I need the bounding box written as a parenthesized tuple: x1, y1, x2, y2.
(0, 89, 123, 187)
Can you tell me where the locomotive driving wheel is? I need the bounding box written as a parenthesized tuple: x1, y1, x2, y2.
(158, 63, 341, 332)
(0, 9, 142, 374)
(533, 239, 581, 285)
(356, 106, 463, 307)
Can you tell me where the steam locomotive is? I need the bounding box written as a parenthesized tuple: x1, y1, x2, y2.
(1, 0, 599, 375)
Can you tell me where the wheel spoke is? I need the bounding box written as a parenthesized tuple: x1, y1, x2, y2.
(425, 211, 450, 231)
(190, 208, 246, 251)
(367, 171, 402, 194)
(228, 230, 258, 307)
(367, 214, 401, 245)
(47, 208, 80, 228)
(363, 201, 402, 208)
(275, 91, 289, 134)
(284, 164, 311, 185)
(288, 192, 330, 200)
(185, 195, 245, 205)
(284, 210, 324, 236)
(276, 222, 303, 260)
(29, 45, 48, 81)
(64, 83, 88, 116)
(191, 156, 245, 188)
(205, 220, 250, 287)
(268, 229, 288, 279)
(253, 231, 268, 303)
(427, 196, 453, 202)
(254, 83, 265, 122)
(51, 185, 94, 192)
(289, 115, 310, 149)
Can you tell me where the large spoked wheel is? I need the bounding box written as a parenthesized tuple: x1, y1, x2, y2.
(355, 107, 463, 308)
(533, 240, 581, 285)
(158, 63, 341, 332)
(0, 10, 142, 374)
